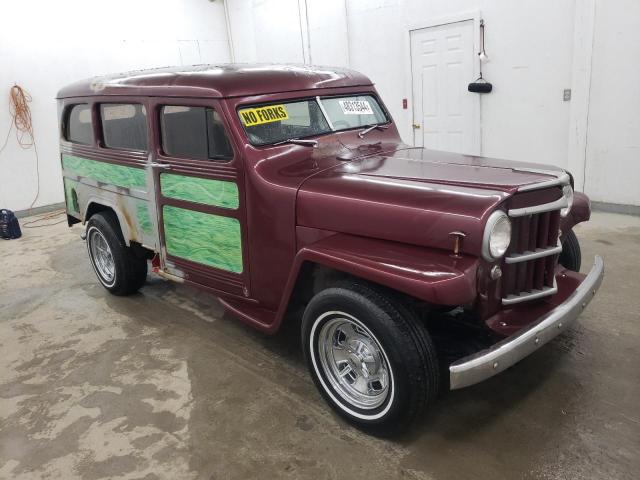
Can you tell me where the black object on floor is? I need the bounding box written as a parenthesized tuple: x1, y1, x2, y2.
(0, 209, 22, 239)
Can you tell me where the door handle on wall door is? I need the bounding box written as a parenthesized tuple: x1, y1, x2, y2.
(412, 123, 421, 129)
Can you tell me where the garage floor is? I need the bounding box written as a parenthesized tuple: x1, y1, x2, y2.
(1, 211, 638, 480)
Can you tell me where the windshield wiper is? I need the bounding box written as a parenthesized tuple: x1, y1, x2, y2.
(358, 124, 389, 138)
(273, 138, 318, 147)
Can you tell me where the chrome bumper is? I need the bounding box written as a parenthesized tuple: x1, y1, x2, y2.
(449, 255, 604, 390)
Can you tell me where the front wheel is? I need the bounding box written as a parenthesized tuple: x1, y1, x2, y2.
(559, 229, 582, 272)
(302, 282, 439, 435)
(86, 212, 147, 295)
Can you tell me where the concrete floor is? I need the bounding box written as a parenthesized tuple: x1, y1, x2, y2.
(0, 211, 638, 480)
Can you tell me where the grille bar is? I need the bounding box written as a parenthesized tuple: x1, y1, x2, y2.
(505, 242, 562, 264)
(501, 202, 562, 304)
(502, 278, 558, 305)
(508, 196, 568, 217)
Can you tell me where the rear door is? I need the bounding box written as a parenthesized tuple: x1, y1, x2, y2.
(148, 97, 249, 298)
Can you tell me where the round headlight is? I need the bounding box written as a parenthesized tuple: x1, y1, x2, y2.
(560, 184, 574, 217)
(482, 211, 512, 261)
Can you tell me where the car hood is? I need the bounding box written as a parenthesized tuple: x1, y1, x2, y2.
(296, 146, 567, 254)
(327, 146, 566, 191)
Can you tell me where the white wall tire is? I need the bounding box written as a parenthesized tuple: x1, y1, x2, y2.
(87, 226, 117, 288)
(302, 281, 439, 434)
(85, 212, 147, 296)
(309, 311, 396, 420)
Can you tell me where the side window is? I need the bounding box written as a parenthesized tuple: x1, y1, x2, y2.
(100, 103, 148, 151)
(65, 104, 93, 145)
(161, 105, 233, 161)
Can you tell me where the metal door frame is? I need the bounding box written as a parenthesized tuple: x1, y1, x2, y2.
(147, 96, 250, 299)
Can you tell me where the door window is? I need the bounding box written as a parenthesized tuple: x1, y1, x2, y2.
(100, 103, 148, 151)
(160, 106, 233, 161)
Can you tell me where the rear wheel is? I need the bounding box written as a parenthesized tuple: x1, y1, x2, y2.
(559, 229, 581, 272)
(302, 281, 439, 435)
(86, 212, 147, 295)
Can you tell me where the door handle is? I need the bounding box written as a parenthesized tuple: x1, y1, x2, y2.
(149, 162, 171, 170)
(412, 123, 421, 129)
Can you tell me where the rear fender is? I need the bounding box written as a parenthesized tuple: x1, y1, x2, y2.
(272, 233, 478, 332)
(83, 197, 134, 246)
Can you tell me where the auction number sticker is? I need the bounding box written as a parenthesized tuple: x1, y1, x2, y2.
(239, 105, 289, 126)
(338, 100, 374, 115)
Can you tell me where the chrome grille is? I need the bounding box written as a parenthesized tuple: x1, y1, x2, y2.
(501, 209, 562, 305)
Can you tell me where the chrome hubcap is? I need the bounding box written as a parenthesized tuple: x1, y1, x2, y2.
(317, 316, 390, 410)
(89, 229, 115, 284)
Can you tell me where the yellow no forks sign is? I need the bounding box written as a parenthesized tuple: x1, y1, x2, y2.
(239, 104, 289, 126)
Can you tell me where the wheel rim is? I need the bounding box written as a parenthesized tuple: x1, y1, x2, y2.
(89, 229, 115, 284)
(317, 315, 390, 410)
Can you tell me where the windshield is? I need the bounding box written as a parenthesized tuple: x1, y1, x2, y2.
(238, 94, 388, 146)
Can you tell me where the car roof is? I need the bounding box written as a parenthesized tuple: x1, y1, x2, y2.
(56, 64, 374, 99)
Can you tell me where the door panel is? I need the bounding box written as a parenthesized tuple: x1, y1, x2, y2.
(160, 173, 239, 209)
(162, 205, 243, 274)
(148, 98, 249, 298)
(411, 20, 479, 155)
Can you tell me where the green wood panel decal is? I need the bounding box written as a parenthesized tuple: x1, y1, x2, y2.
(63, 178, 79, 213)
(62, 154, 147, 191)
(136, 202, 153, 235)
(160, 174, 239, 209)
(163, 205, 243, 273)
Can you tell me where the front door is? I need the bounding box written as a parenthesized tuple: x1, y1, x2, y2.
(148, 98, 248, 298)
(410, 20, 479, 154)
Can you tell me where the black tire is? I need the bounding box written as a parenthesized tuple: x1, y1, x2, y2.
(86, 211, 147, 295)
(559, 229, 581, 272)
(302, 281, 439, 435)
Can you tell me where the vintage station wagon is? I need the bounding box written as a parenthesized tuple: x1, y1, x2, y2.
(58, 65, 604, 433)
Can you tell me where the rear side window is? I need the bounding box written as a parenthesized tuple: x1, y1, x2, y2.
(100, 103, 148, 151)
(161, 106, 233, 161)
(65, 104, 93, 145)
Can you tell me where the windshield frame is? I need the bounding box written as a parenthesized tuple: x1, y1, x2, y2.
(235, 92, 392, 147)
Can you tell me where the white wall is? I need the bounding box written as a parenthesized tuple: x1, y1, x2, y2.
(582, 0, 640, 206)
(346, 0, 576, 168)
(226, 0, 306, 63)
(226, 0, 349, 66)
(227, 0, 578, 170)
(304, 0, 350, 67)
(0, 0, 231, 212)
(226, 0, 640, 207)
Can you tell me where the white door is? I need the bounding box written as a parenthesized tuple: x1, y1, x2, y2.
(410, 20, 479, 155)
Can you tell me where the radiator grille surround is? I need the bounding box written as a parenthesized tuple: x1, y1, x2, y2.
(500, 209, 562, 304)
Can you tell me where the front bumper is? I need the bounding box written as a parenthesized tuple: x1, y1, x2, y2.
(449, 255, 604, 390)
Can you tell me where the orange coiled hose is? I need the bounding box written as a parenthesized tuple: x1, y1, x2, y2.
(1, 84, 41, 210)
(9, 85, 35, 148)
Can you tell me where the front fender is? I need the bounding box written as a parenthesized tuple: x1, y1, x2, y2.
(561, 191, 591, 233)
(271, 233, 479, 332)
